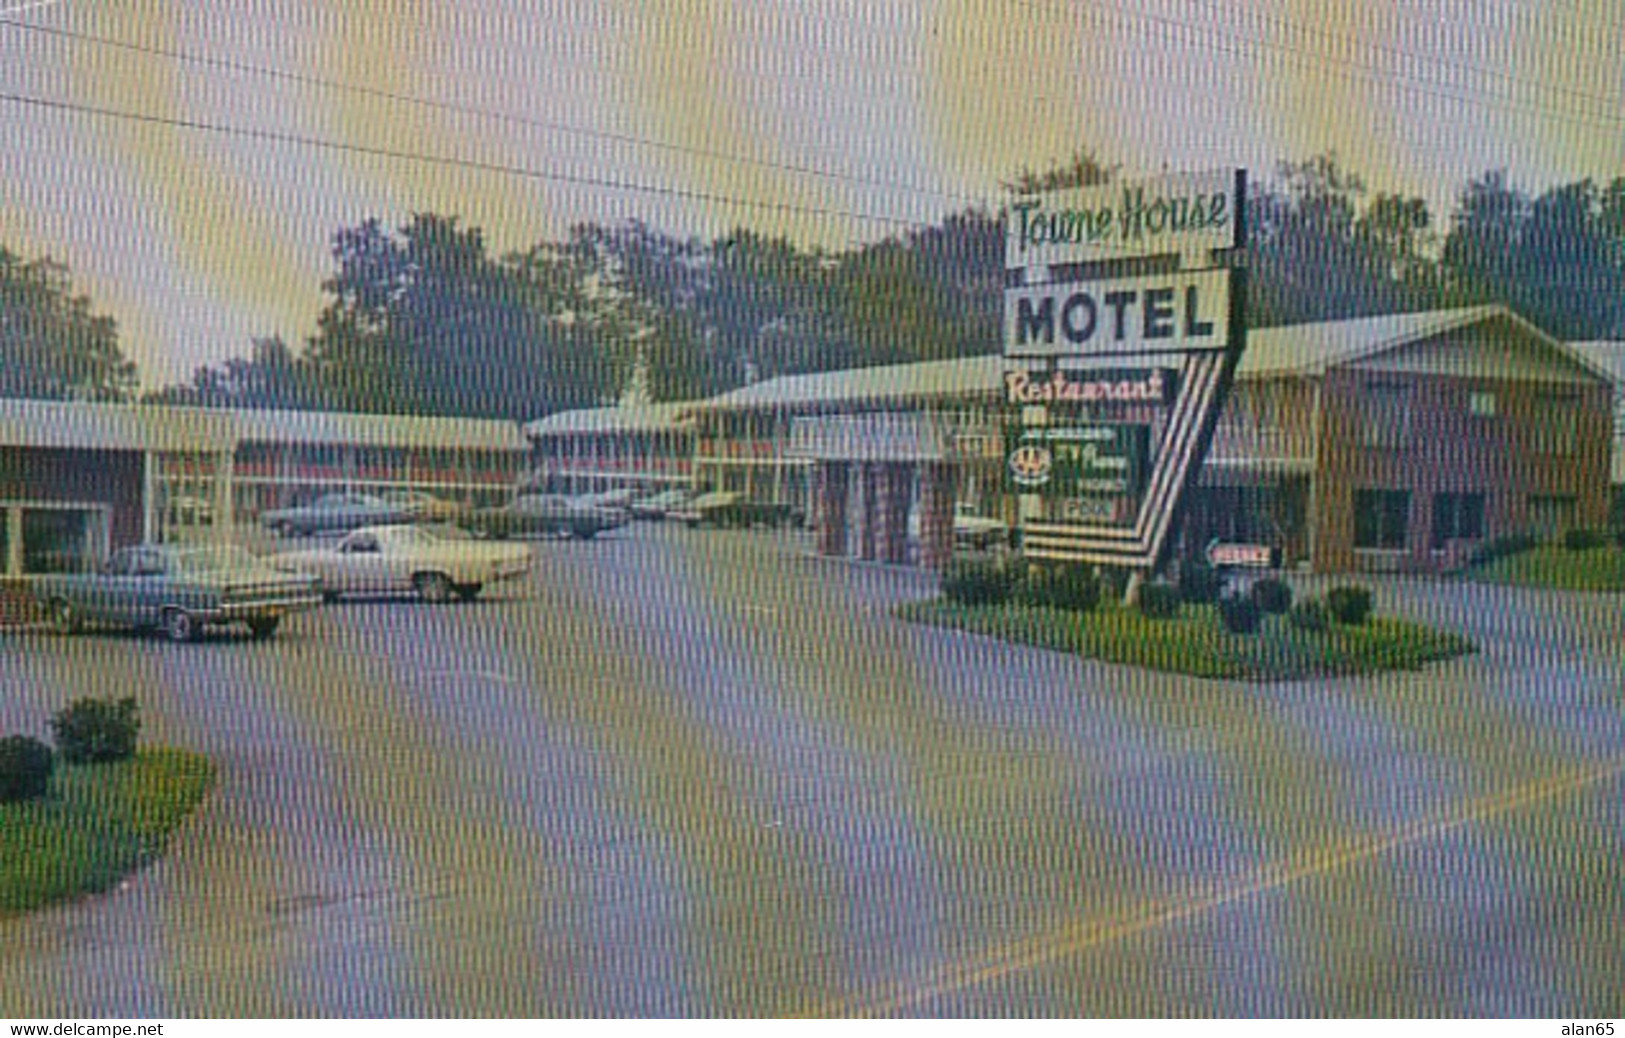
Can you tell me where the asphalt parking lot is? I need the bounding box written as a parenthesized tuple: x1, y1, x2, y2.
(1, 522, 1622, 1017)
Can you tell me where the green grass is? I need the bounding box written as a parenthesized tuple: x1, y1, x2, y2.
(897, 599, 1475, 680)
(1467, 545, 1625, 591)
(0, 748, 216, 916)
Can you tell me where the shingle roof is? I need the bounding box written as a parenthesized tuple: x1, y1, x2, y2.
(687, 304, 1604, 412)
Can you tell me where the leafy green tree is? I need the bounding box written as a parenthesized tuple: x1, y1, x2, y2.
(0, 245, 136, 400)
(304, 214, 614, 419)
(147, 336, 329, 409)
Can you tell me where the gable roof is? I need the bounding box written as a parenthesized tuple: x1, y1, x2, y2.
(523, 402, 691, 438)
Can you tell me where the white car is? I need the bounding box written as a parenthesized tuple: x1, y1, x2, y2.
(271, 524, 531, 603)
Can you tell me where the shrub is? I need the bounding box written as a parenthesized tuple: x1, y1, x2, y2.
(1289, 599, 1330, 633)
(1136, 581, 1182, 620)
(1217, 594, 1263, 634)
(1326, 585, 1373, 626)
(1096, 566, 1133, 600)
(1178, 561, 1222, 604)
(941, 557, 1016, 607)
(1250, 577, 1293, 615)
(50, 697, 141, 764)
(1615, 527, 1625, 550)
(1468, 532, 1538, 566)
(0, 735, 55, 803)
(1562, 527, 1609, 551)
(1017, 563, 1100, 613)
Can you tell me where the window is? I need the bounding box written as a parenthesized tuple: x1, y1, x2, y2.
(1431, 492, 1486, 549)
(1362, 382, 1413, 449)
(1469, 391, 1497, 417)
(1354, 489, 1410, 550)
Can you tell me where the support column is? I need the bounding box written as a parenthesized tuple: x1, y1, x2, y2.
(815, 462, 848, 557)
(879, 463, 912, 564)
(917, 462, 955, 570)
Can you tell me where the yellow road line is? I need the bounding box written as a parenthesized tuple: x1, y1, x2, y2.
(806, 756, 1625, 1018)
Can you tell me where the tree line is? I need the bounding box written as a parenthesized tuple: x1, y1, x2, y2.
(4, 153, 1623, 418)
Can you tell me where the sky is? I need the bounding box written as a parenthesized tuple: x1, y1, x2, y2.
(1, 0, 1622, 389)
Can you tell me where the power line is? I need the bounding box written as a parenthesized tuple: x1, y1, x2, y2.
(0, 17, 983, 206)
(0, 90, 935, 230)
(1014, 0, 1625, 132)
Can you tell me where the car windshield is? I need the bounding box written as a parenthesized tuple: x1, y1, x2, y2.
(170, 546, 265, 573)
(383, 526, 436, 547)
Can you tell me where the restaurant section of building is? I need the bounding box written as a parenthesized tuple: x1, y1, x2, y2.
(527, 305, 1617, 574)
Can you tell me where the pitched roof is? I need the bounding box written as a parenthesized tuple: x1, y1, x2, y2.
(227, 407, 529, 451)
(523, 402, 691, 438)
(0, 398, 237, 452)
(1234, 306, 1508, 377)
(0, 400, 529, 453)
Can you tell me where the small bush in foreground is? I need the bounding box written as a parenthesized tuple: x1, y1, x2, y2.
(1137, 581, 1181, 620)
(941, 557, 1016, 607)
(1250, 577, 1293, 615)
(1178, 561, 1222, 604)
(51, 697, 141, 765)
(1326, 585, 1373, 626)
(1289, 599, 1331, 633)
(1468, 532, 1538, 566)
(1562, 527, 1609, 551)
(1218, 594, 1263, 634)
(0, 736, 55, 803)
(1017, 563, 1100, 613)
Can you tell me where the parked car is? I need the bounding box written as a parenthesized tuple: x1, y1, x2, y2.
(260, 493, 411, 537)
(271, 524, 530, 603)
(670, 491, 802, 529)
(463, 494, 630, 540)
(953, 503, 1010, 551)
(36, 544, 322, 642)
(628, 488, 694, 521)
(379, 489, 464, 524)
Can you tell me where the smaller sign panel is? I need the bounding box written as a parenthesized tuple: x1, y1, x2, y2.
(1005, 169, 1242, 269)
(1003, 367, 1178, 407)
(1006, 424, 1151, 525)
(1004, 268, 1231, 357)
(1207, 542, 1279, 568)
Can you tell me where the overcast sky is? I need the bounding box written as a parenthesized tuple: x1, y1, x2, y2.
(1, 0, 1621, 388)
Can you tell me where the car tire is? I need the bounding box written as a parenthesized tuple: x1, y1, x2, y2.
(162, 608, 199, 643)
(246, 616, 281, 639)
(414, 572, 454, 604)
(48, 599, 82, 635)
(454, 583, 482, 602)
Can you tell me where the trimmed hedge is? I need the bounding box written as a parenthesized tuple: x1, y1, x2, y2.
(1562, 527, 1610, 551)
(1178, 561, 1222, 604)
(1016, 563, 1100, 613)
(1218, 594, 1263, 634)
(941, 557, 1017, 607)
(1326, 585, 1373, 626)
(51, 697, 141, 765)
(1137, 581, 1182, 620)
(1250, 577, 1293, 615)
(1468, 532, 1539, 567)
(0, 736, 55, 804)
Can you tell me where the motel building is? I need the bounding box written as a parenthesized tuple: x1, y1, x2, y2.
(527, 304, 1616, 574)
(0, 399, 528, 615)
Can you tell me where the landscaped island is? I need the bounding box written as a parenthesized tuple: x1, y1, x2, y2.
(0, 699, 215, 916)
(899, 559, 1475, 681)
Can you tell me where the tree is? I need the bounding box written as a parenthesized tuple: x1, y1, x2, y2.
(147, 336, 329, 409)
(1247, 153, 1444, 324)
(1440, 173, 1625, 339)
(304, 214, 614, 419)
(0, 245, 136, 400)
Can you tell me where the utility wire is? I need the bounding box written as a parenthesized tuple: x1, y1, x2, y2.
(0, 17, 983, 206)
(0, 90, 935, 229)
(1016, 0, 1625, 130)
